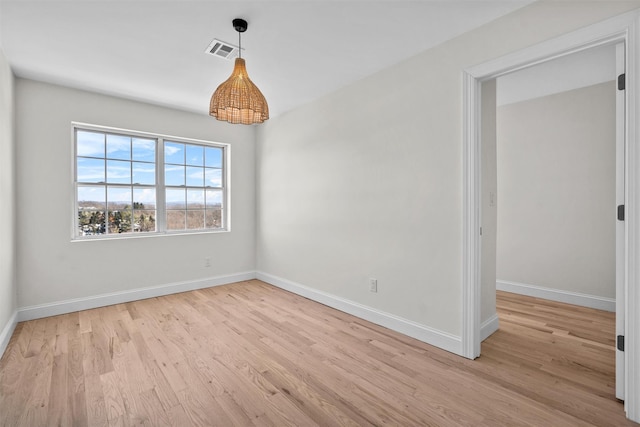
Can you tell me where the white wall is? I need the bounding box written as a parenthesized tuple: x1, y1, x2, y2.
(256, 1, 640, 345)
(496, 81, 616, 299)
(15, 79, 256, 309)
(0, 44, 17, 350)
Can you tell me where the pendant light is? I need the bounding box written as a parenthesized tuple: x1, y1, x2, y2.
(209, 18, 269, 125)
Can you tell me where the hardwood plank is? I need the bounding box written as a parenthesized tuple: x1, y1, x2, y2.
(78, 310, 92, 334)
(83, 372, 108, 426)
(229, 326, 377, 426)
(17, 338, 54, 426)
(82, 327, 110, 427)
(166, 403, 191, 427)
(0, 354, 39, 427)
(129, 331, 180, 411)
(23, 318, 46, 358)
(139, 388, 173, 427)
(4, 322, 25, 360)
(67, 331, 88, 426)
(0, 335, 24, 392)
(107, 335, 155, 425)
(0, 282, 636, 426)
(47, 353, 70, 426)
(175, 387, 234, 427)
(100, 371, 128, 426)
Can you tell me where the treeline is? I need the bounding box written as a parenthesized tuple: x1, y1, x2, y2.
(78, 204, 222, 234)
(78, 202, 156, 234)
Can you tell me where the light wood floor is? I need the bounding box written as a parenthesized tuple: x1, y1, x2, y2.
(0, 280, 635, 426)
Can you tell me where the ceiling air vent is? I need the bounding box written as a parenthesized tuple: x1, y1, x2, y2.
(205, 39, 240, 60)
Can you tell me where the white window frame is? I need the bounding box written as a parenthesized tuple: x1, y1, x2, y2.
(71, 122, 230, 240)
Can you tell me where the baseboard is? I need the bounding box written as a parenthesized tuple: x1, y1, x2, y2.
(17, 271, 256, 322)
(0, 310, 18, 359)
(256, 271, 462, 356)
(496, 280, 615, 312)
(480, 313, 499, 341)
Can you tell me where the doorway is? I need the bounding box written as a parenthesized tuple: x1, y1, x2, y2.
(481, 41, 620, 396)
(461, 9, 640, 422)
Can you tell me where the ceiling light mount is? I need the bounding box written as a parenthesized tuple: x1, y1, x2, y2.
(232, 19, 247, 33)
(209, 17, 269, 125)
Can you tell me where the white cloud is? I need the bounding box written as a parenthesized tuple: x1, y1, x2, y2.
(165, 146, 182, 156)
(77, 131, 105, 157)
(133, 188, 156, 205)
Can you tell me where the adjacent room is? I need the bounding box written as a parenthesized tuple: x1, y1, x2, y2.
(1, 1, 640, 425)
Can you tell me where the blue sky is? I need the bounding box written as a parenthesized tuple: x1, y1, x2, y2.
(77, 130, 223, 207)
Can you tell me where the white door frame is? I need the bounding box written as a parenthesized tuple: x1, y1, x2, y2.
(616, 41, 626, 401)
(461, 9, 640, 422)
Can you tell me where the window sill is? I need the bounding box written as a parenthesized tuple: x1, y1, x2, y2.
(71, 228, 230, 242)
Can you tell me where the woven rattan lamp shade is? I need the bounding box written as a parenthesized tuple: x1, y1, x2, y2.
(210, 58, 269, 125)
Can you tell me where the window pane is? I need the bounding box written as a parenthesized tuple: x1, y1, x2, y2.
(186, 145, 204, 166)
(204, 168, 222, 188)
(205, 147, 223, 168)
(78, 186, 106, 208)
(133, 187, 156, 232)
(108, 208, 132, 234)
(165, 142, 184, 164)
(187, 189, 204, 209)
(165, 165, 184, 186)
(132, 162, 155, 185)
(77, 157, 105, 183)
(187, 210, 205, 229)
(132, 138, 155, 162)
(186, 166, 204, 187)
(78, 186, 106, 235)
(166, 210, 186, 230)
(166, 188, 186, 209)
(133, 210, 156, 232)
(205, 208, 222, 229)
(133, 187, 156, 210)
(205, 189, 222, 208)
(78, 210, 106, 235)
(106, 134, 131, 160)
(107, 160, 131, 184)
(107, 187, 132, 234)
(107, 187, 131, 208)
(77, 131, 105, 158)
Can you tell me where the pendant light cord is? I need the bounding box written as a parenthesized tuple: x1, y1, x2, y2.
(238, 30, 242, 59)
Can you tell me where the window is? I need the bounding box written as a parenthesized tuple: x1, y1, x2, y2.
(164, 141, 224, 230)
(74, 124, 228, 238)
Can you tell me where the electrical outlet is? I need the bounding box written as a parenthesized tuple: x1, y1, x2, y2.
(369, 278, 377, 293)
(204, 257, 211, 267)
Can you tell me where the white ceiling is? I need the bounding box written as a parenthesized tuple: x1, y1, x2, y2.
(0, 1, 533, 119)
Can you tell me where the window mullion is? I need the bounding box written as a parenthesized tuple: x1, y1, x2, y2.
(224, 146, 229, 230)
(103, 133, 109, 235)
(157, 138, 166, 232)
(104, 183, 110, 236)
